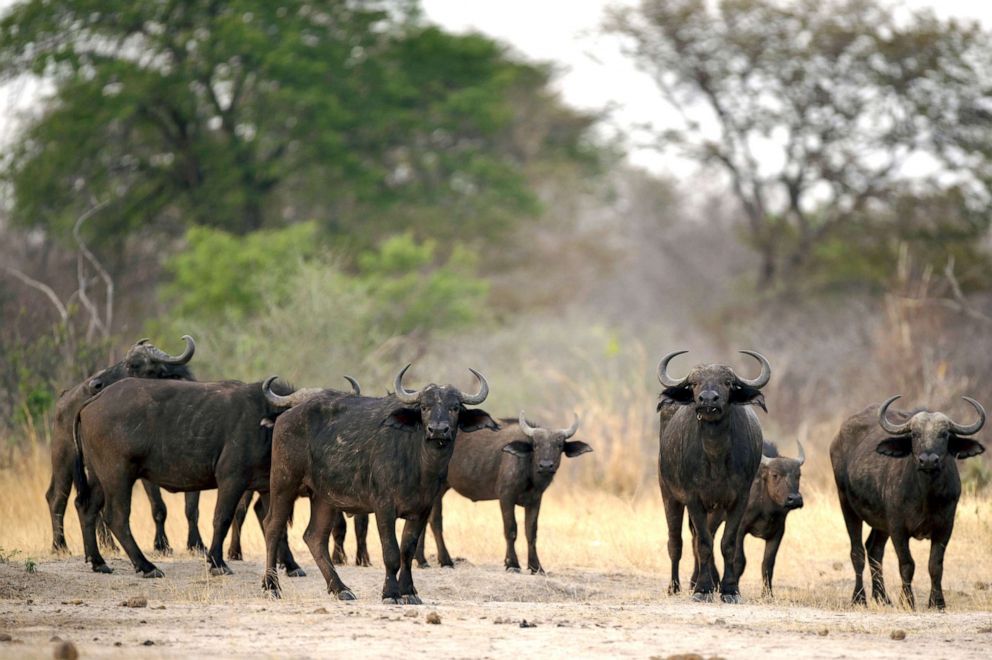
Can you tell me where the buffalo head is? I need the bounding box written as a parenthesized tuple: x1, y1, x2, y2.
(657, 350, 771, 422)
(389, 364, 498, 444)
(760, 438, 805, 510)
(876, 396, 986, 474)
(87, 335, 196, 393)
(503, 412, 592, 478)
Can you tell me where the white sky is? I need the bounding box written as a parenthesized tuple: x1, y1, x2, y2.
(1, 1, 990, 177)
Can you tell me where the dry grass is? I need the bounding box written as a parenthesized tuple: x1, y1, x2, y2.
(3, 443, 991, 612)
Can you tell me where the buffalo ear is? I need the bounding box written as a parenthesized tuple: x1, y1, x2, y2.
(730, 384, 767, 412)
(502, 440, 533, 457)
(387, 407, 422, 430)
(875, 437, 912, 458)
(949, 435, 986, 459)
(459, 408, 499, 432)
(659, 385, 694, 408)
(564, 440, 593, 458)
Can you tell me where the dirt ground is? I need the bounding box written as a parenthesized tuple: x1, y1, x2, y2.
(2, 554, 991, 659)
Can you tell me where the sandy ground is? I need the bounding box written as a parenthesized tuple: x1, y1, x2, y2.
(2, 554, 991, 659)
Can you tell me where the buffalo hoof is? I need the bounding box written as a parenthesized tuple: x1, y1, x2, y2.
(691, 591, 714, 603)
(720, 593, 743, 604)
(209, 565, 234, 577)
(188, 542, 208, 556)
(529, 567, 546, 576)
(337, 590, 357, 601)
(382, 597, 403, 605)
(357, 555, 371, 568)
(417, 560, 430, 569)
(92, 563, 113, 574)
(265, 588, 282, 600)
(141, 568, 165, 579)
(401, 594, 422, 605)
(155, 545, 173, 557)
(506, 566, 521, 574)
(228, 550, 243, 561)
(52, 542, 70, 556)
(441, 564, 455, 570)
(285, 567, 307, 578)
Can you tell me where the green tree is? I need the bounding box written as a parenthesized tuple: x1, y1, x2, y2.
(0, 1, 598, 246)
(608, 0, 992, 287)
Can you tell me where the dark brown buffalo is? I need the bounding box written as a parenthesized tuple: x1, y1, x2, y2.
(413, 412, 591, 573)
(691, 439, 804, 597)
(72, 377, 323, 577)
(226, 377, 362, 563)
(46, 335, 204, 555)
(657, 350, 770, 603)
(261, 365, 497, 603)
(830, 396, 986, 610)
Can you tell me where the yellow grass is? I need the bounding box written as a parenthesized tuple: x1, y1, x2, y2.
(3, 443, 991, 611)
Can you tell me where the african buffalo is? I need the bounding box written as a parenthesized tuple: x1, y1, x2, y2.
(657, 350, 770, 602)
(47, 335, 205, 555)
(690, 439, 804, 597)
(261, 365, 497, 603)
(831, 396, 986, 610)
(72, 376, 324, 577)
(414, 412, 592, 573)
(226, 377, 362, 563)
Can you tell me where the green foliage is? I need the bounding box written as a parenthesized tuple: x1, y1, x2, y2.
(163, 222, 321, 320)
(0, 1, 600, 249)
(24, 558, 37, 573)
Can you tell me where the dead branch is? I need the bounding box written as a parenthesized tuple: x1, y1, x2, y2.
(0, 263, 69, 323)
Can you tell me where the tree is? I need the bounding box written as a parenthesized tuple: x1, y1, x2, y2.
(0, 1, 599, 246)
(608, 0, 992, 287)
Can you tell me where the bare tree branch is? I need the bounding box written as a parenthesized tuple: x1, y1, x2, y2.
(73, 199, 113, 336)
(0, 263, 69, 323)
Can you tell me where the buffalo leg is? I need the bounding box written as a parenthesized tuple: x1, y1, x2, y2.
(96, 514, 119, 553)
(377, 507, 406, 603)
(430, 491, 453, 568)
(46, 442, 75, 553)
(414, 521, 429, 568)
(865, 528, 891, 604)
(205, 484, 245, 576)
(685, 501, 715, 600)
(228, 491, 252, 560)
(889, 530, 916, 609)
(354, 514, 371, 567)
(140, 480, 172, 555)
(397, 517, 426, 604)
(662, 489, 684, 594)
(302, 498, 353, 599)
(524, 498, 544, 574)
(255, 492, 304, 577)
(926, 524, 952, 610)
(500, 496, 520, 572)
(75, 479, 111, 573)
(184, 491, 206, 554)
(838, 492, 867, 605)
(102, 476, 161, 577)
(718, 500, 747, 602)
(706, 512, 722, 588)
(261, 486, 296, 597)
(331, 511, 348, 565)
(760, 526, 785, 597)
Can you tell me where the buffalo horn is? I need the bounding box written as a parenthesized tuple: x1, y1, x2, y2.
(519, 411, 537, 438)
(878, 395, 912, 435)
(459, 368, 489, 405)
(737, 350, 771, 388)
(394, 364, 422, 404)
(949, 396, 987, 436)
(657, 351, 689, 387)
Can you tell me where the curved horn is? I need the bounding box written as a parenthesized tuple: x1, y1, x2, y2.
(262, 376, 323, 409)
(343, 375, 361, 396)
(519, 410, 537, 438)
(737, 350, 771, 388)
(459, 368, 489, 405)
(657, 350, 689, 387)
(558, 413, 580, 439)
(795, 438, 806, 466)
(878, 395, 912, 435)
(394, 364, 421, 404)
(949, 396, 986, 436)
(761, 452, 774, 466)
(136, 338, 151, 346)
(158, 335, 196, 365)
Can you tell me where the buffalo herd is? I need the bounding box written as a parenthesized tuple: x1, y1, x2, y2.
(55, 336, 985, 609)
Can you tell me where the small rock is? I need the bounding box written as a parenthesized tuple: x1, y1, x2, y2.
(142, 640, 155, 646)
(114, 642, 122, 647)
(664, 654, 703, 660)
(519, 619, 537, 629)
(975, 581, 991, 591)
(121, 596, 148, 608)
(53, 640, 78, 660)
(403, 609, 418, 618)
(50, 636, 62, 642)
(426, 612, 442, 625)
(312, 607, 328, 614)
(978, 626, 992, 634)
(153, 605, 166, 610)
(818, 628, 829, 636)
(832, 562, 844, 571)
(891, 630, 906, 641)
(713, 618, 726, 625)
(0, 633, 12, 642)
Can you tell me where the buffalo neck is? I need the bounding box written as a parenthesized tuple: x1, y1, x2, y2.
(697, 414, 732, 456)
